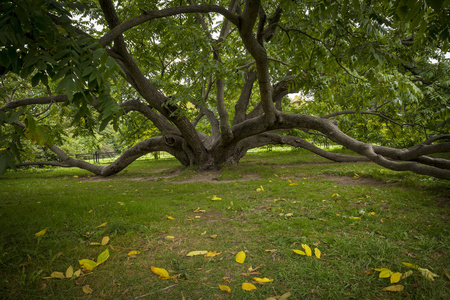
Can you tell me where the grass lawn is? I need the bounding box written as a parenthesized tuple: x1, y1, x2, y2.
(0, 149, 449, 299)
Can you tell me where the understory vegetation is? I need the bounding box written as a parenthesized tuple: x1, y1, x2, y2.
(0, 149, 449, 299)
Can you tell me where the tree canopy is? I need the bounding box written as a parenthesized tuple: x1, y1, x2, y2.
(0, 0, 449, 179)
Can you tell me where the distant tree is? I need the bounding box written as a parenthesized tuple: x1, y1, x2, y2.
(0, 0, 449, 179)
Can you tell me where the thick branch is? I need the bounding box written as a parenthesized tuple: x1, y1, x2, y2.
(0, 95, 67, 111)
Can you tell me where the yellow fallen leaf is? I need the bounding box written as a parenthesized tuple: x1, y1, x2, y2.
(211, 195, 222, 200)
(401, 270, 413, 279)
(352, 217, 361, 220)
(390, 272, 402, 283)
(166, 215, 175, 220)
(79, 259, 98, 271)
(73, 269, 81, 278)
(331, 193, 340, 197)
(285, 213, 294, 217)
(292, 249, 306, 256)
(280, 292, 292, 299)
(101, 236, 110, 246)
(65, 266, 74, 278)
(205, 251, 221, 257)
(370, 212, 375, 216)
(128, 251, 140, 256)
(219, 284, 231, 293)
(97, 222, 107, 228)
(166, 236, 175, 239)
(186, 250, 208, 257)
(288, 180, 298, 186)
(252, 277, 273, 283)
(151, 266, 171, 279)
(379, 270, 393, 278)
(301, 244, 312, 256)
(88, 210, 93, 213)
(118, 201, 125, 205)
(50, 271, 65, 279)
(35, 228, 48, 237)
(236, 251, 246, 264)
(401, 262, 420, 269)
(96, 249, 109, 265)
(314, 248, 321, 259)
(209, 234, 218, 239)
(89, 242, 101, 246)
(242, 282, 257, 291)
(382, 285, 404, 292)
(418, 267, 439, 281)
(82, 285, 93, 294)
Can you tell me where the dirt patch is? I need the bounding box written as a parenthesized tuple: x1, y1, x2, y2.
(171, 172, 260, 184)
(318, 174, 398, 187)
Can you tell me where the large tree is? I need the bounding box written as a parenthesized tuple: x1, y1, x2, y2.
(0, 0, 449, 179)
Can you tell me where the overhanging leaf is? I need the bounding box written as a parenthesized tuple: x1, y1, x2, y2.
(151, 266, 171, 279)
(236, 251, 246, 264)
(242, 282, 257, 291)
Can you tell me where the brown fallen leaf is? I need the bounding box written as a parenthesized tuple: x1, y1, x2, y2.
(442, 268, 450, 281)
(240, 271, 261, 277)
(382, 285, 404, 292)
(265, 249, 277, 253)
(82, 285, 93, 294)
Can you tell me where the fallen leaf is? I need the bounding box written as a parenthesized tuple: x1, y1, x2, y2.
(219, 284, 231, 293)
(65, 266, 74, 278)
(97, 249, 109, 265)
(205, 251, 221, 257)
(280, 292, 292, 299)
(209, 234, 218, 239)
(314, 248, 321, 259)
(236, 251, 246, 264)
(292, 249, 306, 256)
(118, 201, 125, 205)
(252, 277, 273, 283)
(82, 285, 93, 294)
(418, 267, 439, 281)
(127, 251, 141, 256)
(89, 242, 100, 246)
(265, 249, 277, 253)
(186, 250, 208, 257)
(370, 212, 376, 216)
(88, 210, 93, 213)
(301, 244, 312, 256)
(211, 195, 222, 200)
(390, 272, 402, 283)
(382, 285, 404, 292)
(166, 215, 175, 220)
(101, 236, 110, 246)
(97, 222, 107, 228)
(379, 270, 393, 278)
(285, 213, 294, 217)
(151, 266, 171, 279)
(73, 269, 81, 278)
(242, 282, 257, 291)
(35, 228, 48, 237)
(401, 262, 420, 269)
(50, 271, 65, 279)
(166, 236, 175, 239)
(79, 259, 98, 271)
(401, 270, 413, 279)
(352, 217, 361, 220)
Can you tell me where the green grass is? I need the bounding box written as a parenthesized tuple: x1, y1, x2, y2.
(0, 149, 449, 299)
